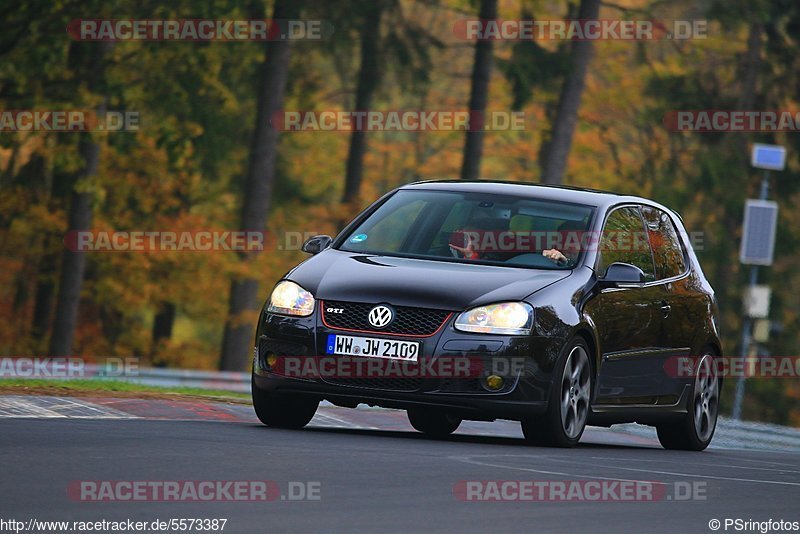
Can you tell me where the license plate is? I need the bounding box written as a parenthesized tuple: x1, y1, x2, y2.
(326, 334, 420, 362)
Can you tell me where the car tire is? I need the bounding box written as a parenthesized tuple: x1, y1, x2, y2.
(407, 408, 461, 437)
(656, 351, 719, 451)
(522, 337, 592, 447)
(252, 377, 319, 429)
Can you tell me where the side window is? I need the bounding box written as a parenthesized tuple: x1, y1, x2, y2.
(640, 206, 687, 279)
(596, 206, 655, 280)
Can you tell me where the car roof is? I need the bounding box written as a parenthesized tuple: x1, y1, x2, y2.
(400, 179, 672, 214)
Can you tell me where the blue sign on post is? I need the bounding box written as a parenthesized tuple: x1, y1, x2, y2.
(751, 143, 786, 171)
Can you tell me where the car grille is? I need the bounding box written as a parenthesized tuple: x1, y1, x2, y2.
(321, 300, 451, 337)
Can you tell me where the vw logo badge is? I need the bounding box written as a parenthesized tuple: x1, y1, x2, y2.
(368, 305, 394, 328)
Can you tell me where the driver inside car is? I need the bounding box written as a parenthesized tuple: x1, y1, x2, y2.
(543, 219, 585, 266)
(448, 211, 586, 267)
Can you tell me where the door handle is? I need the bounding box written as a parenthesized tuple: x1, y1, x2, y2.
(659, 301, 671, 317)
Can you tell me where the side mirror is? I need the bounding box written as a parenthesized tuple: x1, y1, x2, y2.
(598, 262, 646, 288)
(301, 235, 332, 255)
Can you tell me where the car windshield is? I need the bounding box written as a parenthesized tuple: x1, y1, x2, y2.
(338, 189, 595, 269)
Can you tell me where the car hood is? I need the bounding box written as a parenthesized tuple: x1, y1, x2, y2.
(285, 249, 570, 311)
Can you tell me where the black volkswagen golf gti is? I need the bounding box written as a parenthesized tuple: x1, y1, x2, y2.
(252, 181, 722, 450)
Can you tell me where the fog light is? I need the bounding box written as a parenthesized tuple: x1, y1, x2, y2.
(484, 375, 504, 391)
(266, 352, 278, 367)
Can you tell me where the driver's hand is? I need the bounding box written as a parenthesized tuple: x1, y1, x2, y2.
(543, 249, 568, 263)
(449, 238, 480, 260)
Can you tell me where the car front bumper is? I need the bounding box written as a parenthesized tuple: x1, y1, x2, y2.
(252, 307, 566, 422)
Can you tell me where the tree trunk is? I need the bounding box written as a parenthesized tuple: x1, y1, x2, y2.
(460, 0, 498, 181)
(539, 0, 600, 185)
(49, 40, 110, 357)
(30, 149, 56, 343)
(48, 141, 101, 356)
(31, 253, 56, 340)
(151, 301, 176, 363)
(341, 2, 384, 203)
(219, 0, 299, 371)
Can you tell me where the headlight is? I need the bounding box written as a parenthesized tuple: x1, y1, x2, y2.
(267, 280, 315, 317)
(454, 302, 533, 335)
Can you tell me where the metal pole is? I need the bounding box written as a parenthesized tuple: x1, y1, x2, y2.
(732, 169, 770, 420)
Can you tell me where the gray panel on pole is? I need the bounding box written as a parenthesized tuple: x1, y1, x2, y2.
(739, 199, 778, 266)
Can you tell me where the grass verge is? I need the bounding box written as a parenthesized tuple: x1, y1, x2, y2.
(0, 378, 250, 404)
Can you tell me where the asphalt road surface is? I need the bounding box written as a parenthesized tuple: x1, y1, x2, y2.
(1, 396, 798, 534)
